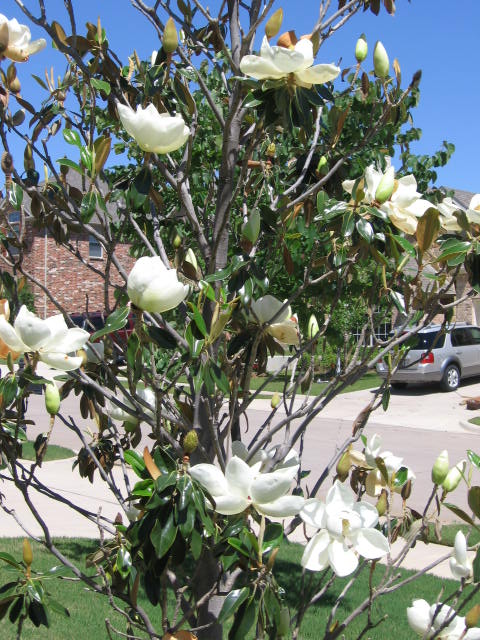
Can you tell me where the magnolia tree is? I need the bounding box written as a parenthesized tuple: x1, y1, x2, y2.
(1, 1, 480, 638)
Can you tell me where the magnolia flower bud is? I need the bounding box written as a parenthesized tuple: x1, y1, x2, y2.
(336, 450, 351, 480)
(308, 314, 319, 339)
(185, 248, 198, 273)
(163, 17, 178, 53)
(376, 489, 388, 516)
(173, 233, 182, 248)
(442, 460, 466, 493)
(355, 34, 368, 63)
(432, 450, 449, 485)
(373, 41, 389, 78)
(466, 604, 480, 629)
(22, 538, 33, 567)
(44, 381, 61, 416)
(127, 256, 189, 314)
(265, 8, 283, 40)
(316, 155, 328, 177)
(374, 167, 395, 204)
(271, 392, 280, 408)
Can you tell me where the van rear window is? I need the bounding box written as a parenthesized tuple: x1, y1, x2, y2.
(405, 331, 445, 351)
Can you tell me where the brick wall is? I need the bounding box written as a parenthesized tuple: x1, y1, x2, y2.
(22, 223, 135, 317)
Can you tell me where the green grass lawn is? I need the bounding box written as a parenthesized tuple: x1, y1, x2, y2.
(248, 371, 382, 396)
(0, 537, 471, 639)
(20, 441, 75, 462)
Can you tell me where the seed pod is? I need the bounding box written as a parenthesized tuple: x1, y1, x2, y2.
(373, 41, 389, 78)
(374, 167, 395, 204)
(355, 34, 368, 63)
(1, 151, 14, 174)
(183, 429, 199, 454)
(265, 8, 283, 40)
(163, 17, 178, 53)
(45, 381, 61, 416)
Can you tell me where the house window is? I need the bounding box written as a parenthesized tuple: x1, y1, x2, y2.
(8, 211, 20, 256)
(89, 235, 102, 259)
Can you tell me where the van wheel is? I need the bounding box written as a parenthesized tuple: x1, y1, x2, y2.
(441, 365, 460, 391)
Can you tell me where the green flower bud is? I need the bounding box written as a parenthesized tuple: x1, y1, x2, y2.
(44, 381, 61, 416)
(271, 392, 281, 409)
(308, 314, 319, 339)
(374, 167, 395, 204)
(183, 429, 199, 454)
(23, 538, 33, 567)
(173, 234, 182, 248)
(277, 606, 290, 637)
(265, 8, 283, 40)
(431, 449, 449, 485)
(336, 450, 351, 480)
(442, 460, 466, 493)
(373, 41, 389, 78)
(355, 34, 368, 63)
(376, 489, 388, 516)
(316, 155, 328, 177)
(163, 17, 178, 53)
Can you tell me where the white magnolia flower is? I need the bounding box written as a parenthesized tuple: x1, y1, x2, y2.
(437, 198, 463, 232)
(407, 599, 480, 639)
(449, 531, 473, 581)
(240, 36, 340, 88)
(0, 305, 89, 371)
(0, 14, 46, 62)
(107, 380, 156, 425)
(231, 440, 299, 476)
(300, 480, 390, 577)
(342, 160, 431, 234)
(189, 455, 304, 517)
(127, 256, 189, 314)
(250, 295, 299, 345)
(364, 434, 415, 497)
(466, 194, 480, 224)
(117, 102, 189, 154)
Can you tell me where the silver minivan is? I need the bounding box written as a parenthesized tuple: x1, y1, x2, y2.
(376, 324, 480, 391)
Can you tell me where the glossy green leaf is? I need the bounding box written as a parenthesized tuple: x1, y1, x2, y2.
(150, 512, 177, 559)
(80, 191, 97, 223)
(228, 596, 257, 640)
(468, 486, 480, 519)
(90, 306, 129, 341)
(218, 587, 250, 624)
(62, 128, 82, 149)
(91, 78, 111, 95)
(57, 158, 83, 175)
(468, 450, 480, 469)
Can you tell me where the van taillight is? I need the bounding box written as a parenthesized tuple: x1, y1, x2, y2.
(421, 352, 434, 364)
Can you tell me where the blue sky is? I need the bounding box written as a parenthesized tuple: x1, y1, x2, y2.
(3, 0, 479, 192)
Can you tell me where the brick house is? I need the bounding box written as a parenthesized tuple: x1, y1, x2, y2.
(1, 172, 135, 318)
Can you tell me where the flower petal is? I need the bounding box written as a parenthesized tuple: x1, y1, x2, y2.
(0, 315, 26, 352)
(256, 494, 304, 518)
(14, 305, 51, 350)
(239, 54, 286, 80)
(225, 456, 253, 499)
(353, 528, 389, 560)
(328, 539, 358, 577)
(212, 494, 249, 515)
(268, 320, 299, 345)
(407, 599, 432, 636)
(189, 463, 228, 497)
(300, 498, 325, 529)
(251, 295, 290, 325)
(117, 103, 189, 154)
(251, 470, 292, 504)
(295, 63, 340, 87)
(353, 501, 379, 529)
(39, 352, 85, 371)
(326, 480, 355, 510)
(301, 530, 330, 571)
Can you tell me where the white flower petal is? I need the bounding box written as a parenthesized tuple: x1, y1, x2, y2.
(127, 256, 188, 313)
(256, 494, 304, 517)
(407, 599, 432, 636)
(295, 63, 340, 87)
(353, 501, 379, 529)
(189, 463, 229, 497)
(300, 498, 325, 528)
(301, 530, 330, 571)
(0, 315, 26, 352)
(117, 103, 189, 154)
(14, 305, 52, 350)
(212, 494, 249, 515)
(251, 470, 293, 504)
(225, 456, 253, 499)
(39, 352, 84, 371)
(353, 528, 389, 560)
(326, 480, 354, 510)
(454, 531, 468, 565)
(268, 320, 299, 345)
(328, 539, 358, 577)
